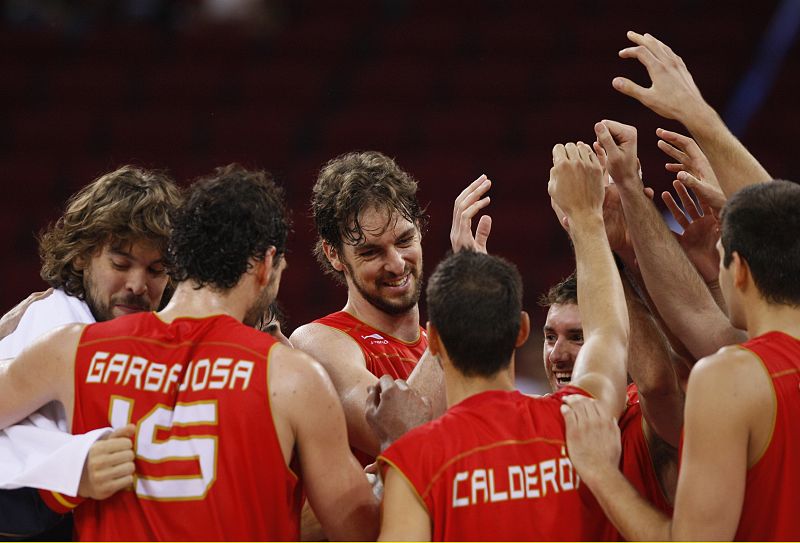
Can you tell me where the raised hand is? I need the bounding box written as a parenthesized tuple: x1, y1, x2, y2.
(613, 31, 708, 123)
(656, 128, 719, 186)
(661, 180, 721, 283)
(548, 142, 605, 220)
(676, 171, 726, 216)
(594, 120, 641, 189)
(450, 174, 493, 254)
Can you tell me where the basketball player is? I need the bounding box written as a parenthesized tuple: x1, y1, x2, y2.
(377, 142, 629, 540)
(291, 151, 444, 464)
(0, 165, 378, 540)
(0, 166, 181, 538)
(563, 152, 800, 537)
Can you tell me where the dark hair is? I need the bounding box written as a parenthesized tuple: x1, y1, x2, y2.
(538, 271, 578, 308)
(311, 151, 429, 284)
(427, 251, 523, 377)
(720, 179, 800, 306)
(169, 164, 290, 290)
(39, 165, 181, 300)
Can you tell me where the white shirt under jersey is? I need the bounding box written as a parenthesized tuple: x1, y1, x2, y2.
(0, 289, 110, 495)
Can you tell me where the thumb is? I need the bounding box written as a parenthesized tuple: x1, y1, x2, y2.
(109, 424, 136, 440)
(475, 215, 492, 253)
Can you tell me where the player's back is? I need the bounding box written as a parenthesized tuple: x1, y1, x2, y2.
(735, 331, 800, 540)
(70, 313, 301, 541)
(380, 387, 613, 541)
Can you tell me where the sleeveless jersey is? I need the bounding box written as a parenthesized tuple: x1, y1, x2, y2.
(734, 331, 800, 540)
(313, 310, 427, 465)
(618, 383, 673, 517)
(313, 310, 426, 379)
(69, 313, 302, 541)
(379, 387, 615, 541)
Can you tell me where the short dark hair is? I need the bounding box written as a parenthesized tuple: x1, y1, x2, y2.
(720, 179, 800, 306)
(39, 165, 181, 299)
(538, 271, 578, 308)
(311, 151, 429, 284)
(427, 251, 523, 378)
(169, 164, 290, 291)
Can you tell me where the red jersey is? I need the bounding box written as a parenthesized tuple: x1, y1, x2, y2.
(378, 387, 615, 541)
(314, 310, 427, 465)
(734, 331, 800, 540)
(68, 313, 302, 541)
(313, 310, 426, 379)
(618, 383, 673, 517)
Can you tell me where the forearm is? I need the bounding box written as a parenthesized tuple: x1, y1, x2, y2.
(683, 105, 770, 196)
(617, 183, 743, 359)
(584, 466, 673, 541)
(571, 215, 629, 344)
(406, 349, 446, 418)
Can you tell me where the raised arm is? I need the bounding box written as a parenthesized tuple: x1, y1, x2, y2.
(548, 142, 628, 417)
(614, 31, 770, 196)
(595, 119, 745, 359)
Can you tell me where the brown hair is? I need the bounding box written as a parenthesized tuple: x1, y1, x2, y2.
(538, 271, 578, 308)
(311, 151, 428, 284)
(39, 165, 182, 299)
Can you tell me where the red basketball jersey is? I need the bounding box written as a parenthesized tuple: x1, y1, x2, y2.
(313, 310, 426, 379)
(314, 310, 427, 465)
(69, 313, 302, 541)
(379, 387, 615, 541)
(734, 331, 800, 540)
(618, 383, 673, 517)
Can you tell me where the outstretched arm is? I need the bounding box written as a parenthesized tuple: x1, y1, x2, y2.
(594, 119, 745, 359)
(548, 142, 628, 417)
(615, 31, 770, 195)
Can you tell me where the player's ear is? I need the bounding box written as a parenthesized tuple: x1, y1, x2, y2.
(426, 322, 442, 356)
(732, 251, 750, 290)
(516, 311, 530, 348)
(322, 241, 345, 272)
(255, 247, 277, 286)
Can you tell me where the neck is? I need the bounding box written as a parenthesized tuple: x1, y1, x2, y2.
(444, 357, 516, 408)
(158, 282, 248, 323)
(343, 293, 420, 342)
(744, 297, 800, 339)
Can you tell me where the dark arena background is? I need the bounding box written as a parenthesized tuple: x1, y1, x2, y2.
(1, 0, 797, 392)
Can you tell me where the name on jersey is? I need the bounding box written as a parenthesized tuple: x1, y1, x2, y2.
(452, 454, 580, 508)
(85, 351, 254, 393)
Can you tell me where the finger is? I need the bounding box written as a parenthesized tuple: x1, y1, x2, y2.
(594, 122, 616, 154)
(564, 142, 579, 160)
(378, 374, 394, 392)
(455, 175, 490, 211)
(366, 385, 379, 408)
(576, 141, 591, 162)
(552, 144, 567, 163)
(664, 162, 687, 173)
(642, 32, 674, 60)
(592, 141, 608, 171)
(643, 187, 655, 200)
(674, 180, 702, 219)
(394, 379, 410, 391)
(656, 128, 696, 154)
(662, 191, 690, 229)
(108, 424, 136, 439)
(475, 215, 492, 252)
(461, 196, 492, 222)
(611, 76, 649, 103)
(657, 139, 689, 164)
(618, 44, 660, 71)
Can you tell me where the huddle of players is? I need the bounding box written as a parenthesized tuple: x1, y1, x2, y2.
(0, 30, 798, 541)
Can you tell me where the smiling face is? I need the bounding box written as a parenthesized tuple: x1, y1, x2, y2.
(81, 240, 168, 322)
(542, 302, 584, 391)
(333, 206, 423, 316)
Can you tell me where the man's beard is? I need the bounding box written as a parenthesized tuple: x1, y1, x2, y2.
(83, 275, 151, 323)
(243, 273, 279, 328)
(344, 260, 423, 316)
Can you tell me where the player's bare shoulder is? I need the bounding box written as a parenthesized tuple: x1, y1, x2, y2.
(289, 322, 366, 369)
(267, 342, 340, 407)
